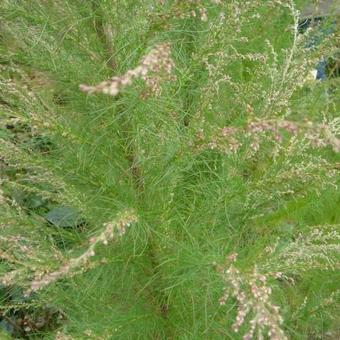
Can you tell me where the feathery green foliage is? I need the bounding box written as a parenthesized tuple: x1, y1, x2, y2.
(0, 0, 339, 339)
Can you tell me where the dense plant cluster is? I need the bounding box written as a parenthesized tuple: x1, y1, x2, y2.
(0, 0, 339, 338)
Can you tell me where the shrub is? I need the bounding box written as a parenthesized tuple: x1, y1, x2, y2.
(0, 0, 339, 338)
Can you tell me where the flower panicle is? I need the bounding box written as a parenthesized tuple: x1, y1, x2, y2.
(217, 253, 287, 340)
(80, 43, 175, 97)
(25, 210, 137, 296)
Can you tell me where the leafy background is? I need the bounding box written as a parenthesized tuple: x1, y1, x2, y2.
(0, 0, 339, 339)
